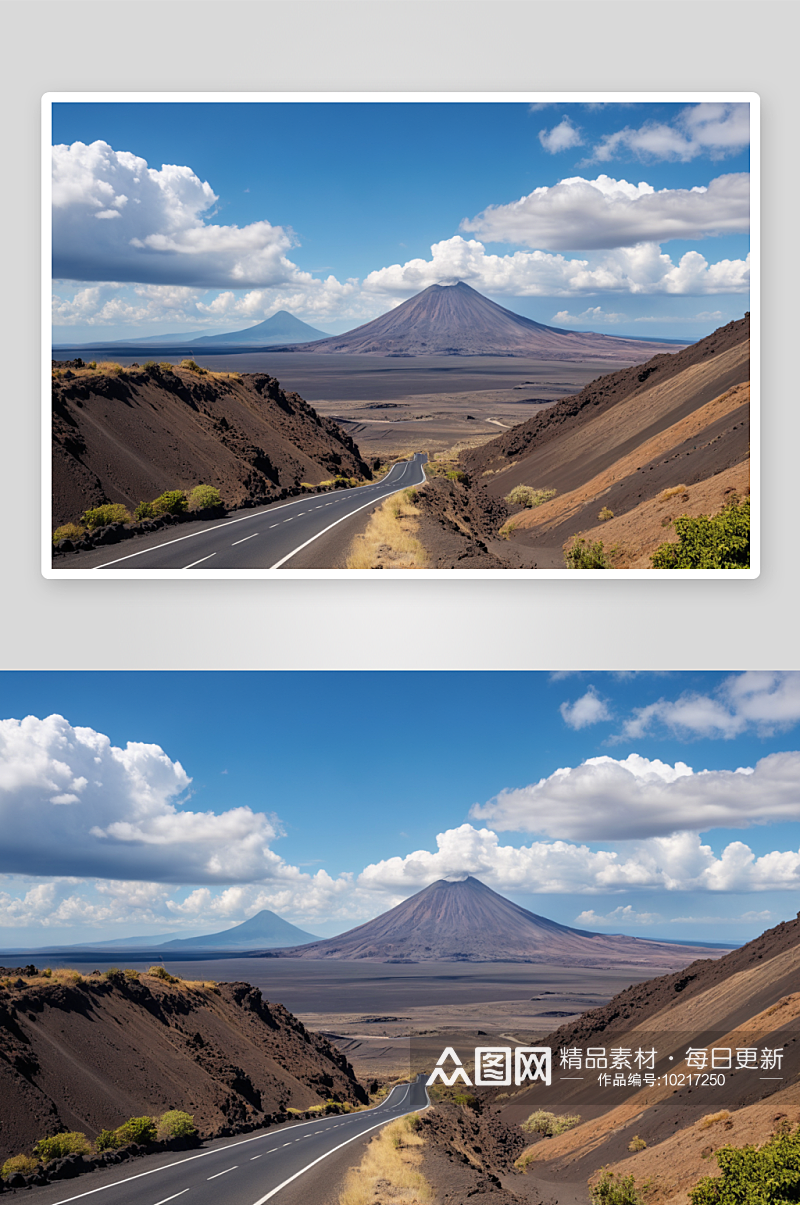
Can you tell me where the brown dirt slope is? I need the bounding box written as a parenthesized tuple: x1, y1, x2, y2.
(498, 914, 800, 1193)
(52, 363, 371, 527)
(264, 877, 724, 969)
(0, 969, 366, 1159)
(283, 282, 684, 361)
(462, 314, 749, 480)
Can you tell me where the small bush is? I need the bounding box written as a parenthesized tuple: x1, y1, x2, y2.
(445, 469, 467, 483)
(698, 1111, 731, 1130)
(88, 361, 97, 370)
(187, 484, 222, 512)
(505, 485, 557, 509)
(53, 522, 85, 545)
(592, 1169, 649, 1205)
(147, 965, 179, 983)
(33, 1131, 91, 1161)
(651, 495, 749, 569)
(151, 491, 187, 516)
(157, 1111, 197, 1141)
(179, 359, 206, 375)
(1, 1153, 38, 1177)
(565, 538, 613, 569)
(521, 1110, 581, 1137)
(95, 1129, 119, 1152)
(453, 1094, 481, 1111)
(690, 1125, 800, 1205)
(628, 1136, 647, 1152)
(42, 967, 52, 978)
(113, 1116, 156, 1146)
(659, 484, 687, 501)
(124, 968, 140, 982)
(159, 362, 174, 373)
(598, 506, 614, 521)
(134, 501, 156, 521)
(81, 503, 132, 530)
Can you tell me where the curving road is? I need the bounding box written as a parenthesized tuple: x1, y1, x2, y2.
(93, 454, 427, 571)
(34, 1077, 430, 1205)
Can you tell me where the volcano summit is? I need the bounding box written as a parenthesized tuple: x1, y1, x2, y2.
(283, 282, 686, 361)
(263, 877, 725, 968)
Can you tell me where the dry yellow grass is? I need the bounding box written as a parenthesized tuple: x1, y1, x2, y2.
(338, 1115, 432, 1205)
(346, 490, 429, 569)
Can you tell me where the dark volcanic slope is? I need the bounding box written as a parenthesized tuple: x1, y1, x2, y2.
(52, 362, 371, 527)
(266, 877, 722, 969)
(463, 313, 749, 481)
(0, 969, 366, 1158)
(286, 282, 684, 361)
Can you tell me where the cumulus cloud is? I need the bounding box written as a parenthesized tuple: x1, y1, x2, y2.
(591, 103, 751, 163)
(363, 236, 749, 299)
(575, 905, 662, 927)
(539, 118, 584, 154)
(53, 141, 311, 289)
(0, 714, 293, 882)
(560, 687, 612, 729)
(461, 173, 749, 250)
(469, 751, 800, 840)
(553, 307, 626, 326)
(357, 823, 800, 895)
(620, 672, 800, 741)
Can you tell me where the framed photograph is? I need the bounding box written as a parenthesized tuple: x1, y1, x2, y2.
(44, 93, 757, 577)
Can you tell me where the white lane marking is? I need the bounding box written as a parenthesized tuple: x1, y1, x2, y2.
(251, 1154, 263, 1160)
(153, 1191, 189, 1205)
(231, 532, 259, 546)
(46, 1083, 412, 1204)
(208, 1165, 237, 1180)
(269, 523, 278, 528)
(269, 458, 427, 570)
(282, 1142, 291, 1147)
(250, 1082, 428, 1205)
(183, 553, 216, 569)
(284, 517, 294, 522)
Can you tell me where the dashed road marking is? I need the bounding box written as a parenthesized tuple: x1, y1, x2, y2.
(231, 533, 259, 546)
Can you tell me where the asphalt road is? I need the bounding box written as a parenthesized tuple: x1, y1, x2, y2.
(93, 454, 427, 571)
(34, 1077, 430, 1205)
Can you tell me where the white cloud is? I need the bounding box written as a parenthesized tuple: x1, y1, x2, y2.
(670, 911, 772, 925)
(591, 103, 751, 163)
(621, 672, 800, 741)
(575, 905, 662, 927)
(560, 687, 612, 729)
(363, 236, 749, 299)
(357, 824, 800, 895)
(553, 307, 626, 326)
(0, 714, 292, 882)
(53, 141, 311, 289)
(539, 118, 584, 154)
(469, 751, 800, 840)
(461, 173, 749, 250)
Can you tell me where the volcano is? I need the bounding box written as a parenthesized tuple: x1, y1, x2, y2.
(283, 282, 686, 361)
(157, 908, 317, 950)
(262, 877, 725, 968)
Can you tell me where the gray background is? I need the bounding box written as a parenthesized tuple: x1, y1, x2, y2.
(1, 1, 789, 670)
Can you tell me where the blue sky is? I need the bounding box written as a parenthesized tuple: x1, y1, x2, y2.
(0, 670, 796, 950)
(51, 99, 751, 342)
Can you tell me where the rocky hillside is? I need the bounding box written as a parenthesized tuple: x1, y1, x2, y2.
(455, 314, 750, 567)
(0, 967, 366, 1159)
(52, 361, 371, 527)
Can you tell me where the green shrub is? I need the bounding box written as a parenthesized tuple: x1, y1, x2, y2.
(147, 965, 179, 983)
(565, 538, 613, 569)
(151, 491, 187, 516)
(124, 968, 140, 982)
(158, 362, 174, 373)
(33, 1131, 91, 1161)
(651, 495, 749, 569)
(505, 485, 557, 509)
(95, 1129, 119, 1152)
(628, 1136, 647, 1152)
(179, 359, 206, 375)
(1, 1153, 38, 1177)
(52, 523, 85, 545)
(134, 501, 156, 521)
(522, 1110, 581, 1137)
(445, 469, 467, 483)
(157, 1111, 197, 1140)
(690, 1124, 800, 1205)
(88, 361, 97, 370)
(592, 1169, 649, 1205)
(113, 1116, 157, 1147)
(453, 1094, 481, 1111)
(187, 484, 222, 511)
(598, 506, 614, 521)
(81, 503, 132, 530)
